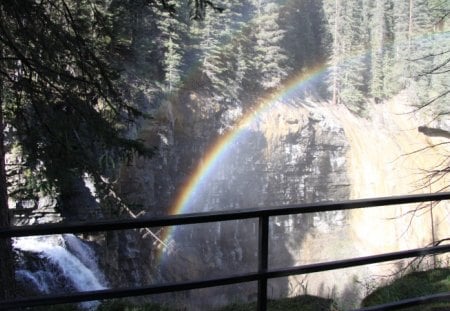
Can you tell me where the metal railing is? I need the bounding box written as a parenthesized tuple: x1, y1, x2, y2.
(2, 192, 450, 310)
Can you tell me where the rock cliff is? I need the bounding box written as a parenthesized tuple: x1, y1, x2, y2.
(11, 92, 450, 310)
(111, 95, 352, 309)
(111, 95, 450, 310)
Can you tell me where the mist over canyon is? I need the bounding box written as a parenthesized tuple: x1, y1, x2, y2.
(4, 0, 450, 310)
(11, 91, 450, 310)
(106, 93, 449, 309)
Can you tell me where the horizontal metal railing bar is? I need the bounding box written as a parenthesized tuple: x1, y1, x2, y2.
(266, 244, 450, 279)
(2, 192, 450, 238)
(0, 273, 262, 309)
(354, 291, 450, 311)
(2, 243, 450, 309)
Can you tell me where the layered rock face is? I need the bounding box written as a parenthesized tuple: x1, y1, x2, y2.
(113, 97, 450, 310)
(12, 93, 449, 310)
(113, 98, 352, 309)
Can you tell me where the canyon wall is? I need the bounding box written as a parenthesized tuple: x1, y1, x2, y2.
(12, 92, 450, 310)
(113, 94, 450, 309)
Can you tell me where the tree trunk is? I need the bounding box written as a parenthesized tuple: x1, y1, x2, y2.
(332, 0, 340, 105)
(408, 0, 413, 53)
(0, 65, 16, 300)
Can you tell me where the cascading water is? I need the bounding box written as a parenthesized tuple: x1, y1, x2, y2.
(14, 234, 107, 310)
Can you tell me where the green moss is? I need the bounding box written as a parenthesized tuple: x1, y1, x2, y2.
(98, 295, 335, 311)
(17, 294, 336, 311)
(362, 268, 450, 311)
(26, 304, 80, 311)
(98, 300, 173, 311)
(217, 295, 335, 311)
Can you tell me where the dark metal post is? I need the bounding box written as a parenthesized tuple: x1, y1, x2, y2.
(257, 215, 269, 311)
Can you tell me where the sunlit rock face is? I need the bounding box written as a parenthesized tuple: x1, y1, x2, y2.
(177, 103, 350, 213)
(113, 92, 450, 310)
(276, 99, 450, 309)
(114, 97, 354, 309)
(166, 104, 352, 309)
(10, 87, 449, 309)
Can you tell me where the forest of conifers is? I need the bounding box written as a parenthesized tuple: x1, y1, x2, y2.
(1, 0, 448, 209)
(0, 0, 449, 299)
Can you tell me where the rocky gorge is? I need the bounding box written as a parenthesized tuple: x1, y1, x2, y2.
(4, 1, 450, 309)
(11, 91, 450, 310)
(110, 92, 450, 309)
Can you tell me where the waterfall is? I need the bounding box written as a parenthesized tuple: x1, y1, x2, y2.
(14, 234, 107, 310)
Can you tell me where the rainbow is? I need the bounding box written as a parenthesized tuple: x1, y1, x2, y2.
(157, 63, 329, 260)
(156, 19, 447, 262)
(170, 66, 327, 216)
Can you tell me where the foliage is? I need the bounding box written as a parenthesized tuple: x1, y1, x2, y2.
(362, 268, 450, 310)
(323, 0, 449, 116)
(280, 0, 326, 71)
(0, 0, 158, 297)
(1, 0, 448, 302)
(0, 0, 155, 205)
(22, 295, 336, 311)
(1, 0, 446, 208)
(98, 300, 173, 311)
(217, 295, 335, 311)
(156, 0, 188, 92)
(22, 301, 173, 311)
(26, 304, 80, 311)
(0, 0, 231, 207)
(249, 0, 289, 91)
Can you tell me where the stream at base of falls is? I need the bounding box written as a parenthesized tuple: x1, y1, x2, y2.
(13, 234, 107, 310)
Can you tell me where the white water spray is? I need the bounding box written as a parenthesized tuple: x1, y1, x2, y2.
(14, 234, 107, 310)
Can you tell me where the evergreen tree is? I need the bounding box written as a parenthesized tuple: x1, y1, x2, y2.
(407, 0, 435, 105)
(226, 43, 248, 99)
(281, 0, 327, 73)
(388, 0, 411, 93)
(199, 5, 229, 95)
(427, 24, 450, 116)
(323, 0, 343, 105)
(220, 1, 247, 100)
(380, 0, 397, 98)
(157, 0, 188, 92)
(0, 68, 14, 300)
(108, 0, 162, 80)
(324, 0, 369, 112)
(250, 0, 288, 90)
(370, 0, 388, 101)
(193, 0, 244, 100)
(0, 0, 155, 298)
(342, 0, 369, 111)
(379, 0, 437, 103)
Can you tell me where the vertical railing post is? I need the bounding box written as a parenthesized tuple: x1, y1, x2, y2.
(257, 215, 269, 311)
